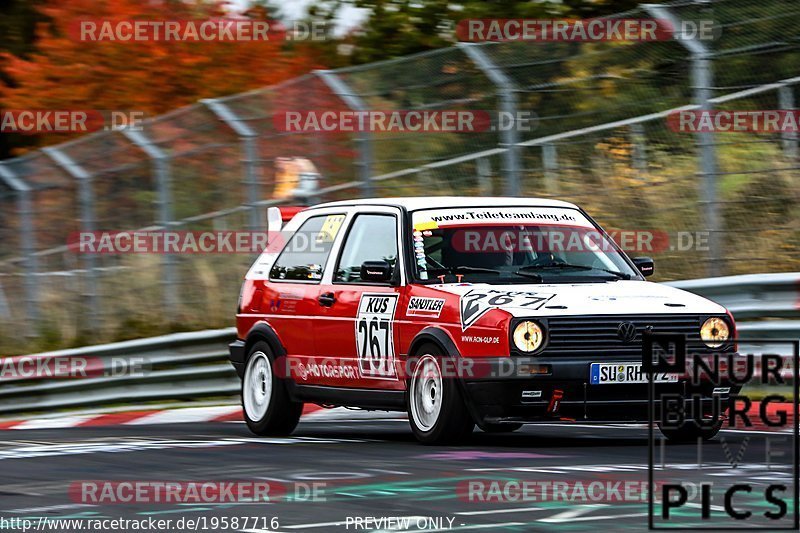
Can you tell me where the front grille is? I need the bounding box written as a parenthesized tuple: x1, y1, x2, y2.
(541, 314, 728, 358)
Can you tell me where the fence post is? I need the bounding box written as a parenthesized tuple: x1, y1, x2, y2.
(542, 143, 559, 194)
(629, 123, 648, 179)
(315, 70, 374, 197)
(122, 129, 178, 314)
(42, 147, 99, 328)
(643, 4, 722, 277)
(202, 99, 262, 230)
(459, 43, 520, 196)
(778, 85, 798, 160)
(0, 162, 38, 330)
(476, 157, 493, 196)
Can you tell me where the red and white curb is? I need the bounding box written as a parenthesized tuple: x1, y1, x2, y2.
(0, 404, 405, 431)
(0, 404, 309, 431)
(0, 404, 791, 432)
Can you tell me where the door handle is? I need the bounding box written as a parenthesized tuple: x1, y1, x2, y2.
(318, 292, 335, 307)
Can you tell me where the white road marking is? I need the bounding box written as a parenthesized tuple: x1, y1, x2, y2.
(456, 506, 545, 516)
(4, 503, 93, 513)
(542, 511, 648, 523)
(537, 504, 609, 523)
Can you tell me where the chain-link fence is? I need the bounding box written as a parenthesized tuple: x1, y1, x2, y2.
(1, 0, 799, 353)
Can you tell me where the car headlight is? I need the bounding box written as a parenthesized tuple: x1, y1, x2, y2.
(701, 317, 729, 348)
(513, 321, 545, 353)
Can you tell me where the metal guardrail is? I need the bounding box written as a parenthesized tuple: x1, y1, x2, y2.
(0, 274, 797, 416)
(0, 328, 239, 414)
(668, 272, 800, 320)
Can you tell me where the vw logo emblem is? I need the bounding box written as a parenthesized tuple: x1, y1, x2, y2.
(617, 322, 637, 343)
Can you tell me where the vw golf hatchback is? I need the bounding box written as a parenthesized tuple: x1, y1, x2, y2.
(229, 197, 738, 444)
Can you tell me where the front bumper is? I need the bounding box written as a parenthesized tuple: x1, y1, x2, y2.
(462, 356, 742, 425)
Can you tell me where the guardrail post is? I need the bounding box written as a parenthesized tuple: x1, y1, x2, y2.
(315, 70, 374, 197)
(123, 129, 178, 314)
(643, 4, 722, 277)
(542, 143, 559, 194)
(42, 147, 100, 329)
(0, 162, 38, 330)
(459, 43, 520, 196)
(778, 85, 798, 160)
(202, 99, 262, 230)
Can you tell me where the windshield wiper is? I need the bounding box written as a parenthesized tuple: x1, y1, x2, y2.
(518, 263, 631, 280)
(450, 265, 501, 275)
(513, 270, 543, 282)
(425, 265, 502, 280)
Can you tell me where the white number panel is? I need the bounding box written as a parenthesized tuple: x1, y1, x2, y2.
(355, 293, 399, 379)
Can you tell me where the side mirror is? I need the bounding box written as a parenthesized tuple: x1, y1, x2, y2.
(361, 260, 393, 283)
(633, 257, 655, 277)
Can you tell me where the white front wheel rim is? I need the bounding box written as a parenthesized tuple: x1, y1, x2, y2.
(243, 351, 272, 421)
(410, 355, 443, 432)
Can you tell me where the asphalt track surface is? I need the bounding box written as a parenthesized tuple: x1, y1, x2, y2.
(0, 413, 796, 533)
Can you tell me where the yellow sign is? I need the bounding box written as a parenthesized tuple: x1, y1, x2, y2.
(414, 221, 439, 232)
(317, 214, 346, 243)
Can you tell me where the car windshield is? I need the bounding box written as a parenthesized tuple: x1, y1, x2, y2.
(410, 206, 639, 284)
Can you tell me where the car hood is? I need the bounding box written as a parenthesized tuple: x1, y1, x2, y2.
(428, 280, 726, 318)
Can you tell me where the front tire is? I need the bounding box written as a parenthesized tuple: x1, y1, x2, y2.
(407, 344, 474, 445)
(242, 341, 303, 436)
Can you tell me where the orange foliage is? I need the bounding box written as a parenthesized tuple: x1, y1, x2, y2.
(0, 0, 320, 135)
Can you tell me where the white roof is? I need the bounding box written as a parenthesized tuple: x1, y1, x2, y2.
(310, 196, 580, 212)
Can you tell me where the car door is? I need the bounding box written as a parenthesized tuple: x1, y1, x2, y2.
(261, 210, 347, 377)
(313, 207, 406, 391)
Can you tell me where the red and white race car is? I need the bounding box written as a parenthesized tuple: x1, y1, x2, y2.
(228, 197, 737, 444)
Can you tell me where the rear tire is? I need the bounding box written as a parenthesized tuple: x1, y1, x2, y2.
(658, 420, 722, 442)
(242, 341, 303, 436)
(407, 343, 474, 445)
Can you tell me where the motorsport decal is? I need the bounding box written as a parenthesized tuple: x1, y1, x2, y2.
(459, 289, 555, 331)
(406, 296, 446, 318)
(355, 293, 399, 379)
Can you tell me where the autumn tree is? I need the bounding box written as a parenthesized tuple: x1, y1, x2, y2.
(0, 0, 320, 152)
(302, 0, 661, 67)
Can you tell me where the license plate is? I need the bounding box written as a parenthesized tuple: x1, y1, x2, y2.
(589, 363, 678, 385)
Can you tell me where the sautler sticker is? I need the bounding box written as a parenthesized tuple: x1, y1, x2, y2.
(406, 297, 446, 318)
